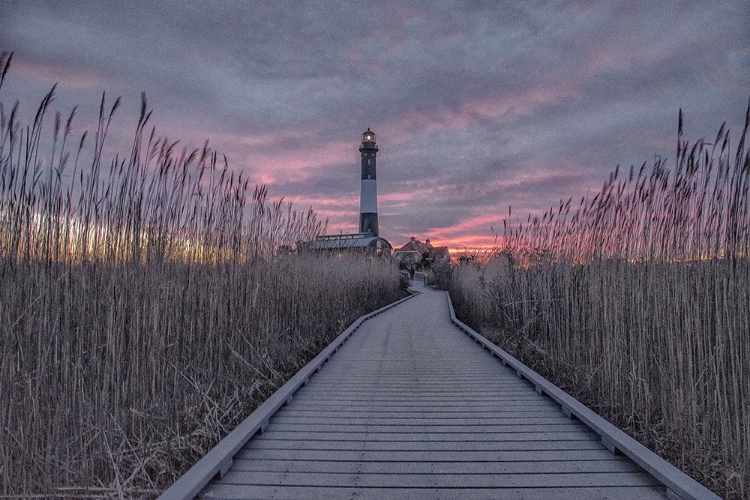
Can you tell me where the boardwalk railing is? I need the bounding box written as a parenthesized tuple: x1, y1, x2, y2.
(158, 291, 418, 500)
(445, 291, 720, 500)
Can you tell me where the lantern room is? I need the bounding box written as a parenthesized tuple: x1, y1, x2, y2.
(361, 128, 378, 150)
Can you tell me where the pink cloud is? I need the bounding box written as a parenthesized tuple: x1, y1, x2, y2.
(168, 128, 356, 187)
(401, 213, 505, 253)
(10, 59, 113, 90)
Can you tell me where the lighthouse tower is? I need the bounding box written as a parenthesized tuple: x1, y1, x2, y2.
(305, 128, 392, 254)
(359, 128, 379, 237)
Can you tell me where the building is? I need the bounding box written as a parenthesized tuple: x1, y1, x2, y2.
(394, 237, 450, 268)
(307, 233, 392, 253)
(305, 129, 392, 255)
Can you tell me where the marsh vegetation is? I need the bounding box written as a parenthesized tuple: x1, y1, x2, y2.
(0, 53, 404, 496)
(435, 104, 750, 499)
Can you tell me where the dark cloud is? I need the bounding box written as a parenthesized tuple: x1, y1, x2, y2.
(1, 1, 748, 249)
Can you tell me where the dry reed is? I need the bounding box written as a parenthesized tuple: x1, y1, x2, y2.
(0, 52, 404, 497)
(436, 103, 749, 499)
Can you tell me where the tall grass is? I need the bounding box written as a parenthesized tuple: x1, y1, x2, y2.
(0, 52, 404, 497)
(437, 104, 749, 499)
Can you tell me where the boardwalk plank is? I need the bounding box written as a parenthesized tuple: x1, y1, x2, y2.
(252, 430, 597, 441)
(235, 448, 634, 462)
(287, 395, 549, 402)
(216, 470, 661, 487)
(246, 439, 603, 452)
(268, 415, 572, 425)
(273, 409, 563, 418)
(262, 423, 586, 433)
(267, 405, 563, 414)
(269, 400, 560, 409)
(201, 484, 667, 500)
(229, 458, 644, 474)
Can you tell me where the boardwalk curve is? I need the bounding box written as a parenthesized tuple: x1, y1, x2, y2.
(161, 281, 717, 500)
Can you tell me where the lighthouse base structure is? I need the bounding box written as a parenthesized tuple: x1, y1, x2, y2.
(359, 213, 379, 238)
(304, 233, 392, 256)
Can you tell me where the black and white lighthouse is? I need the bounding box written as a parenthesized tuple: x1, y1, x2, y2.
(306, 128, 391, 254)
(359, 128, 379, 237)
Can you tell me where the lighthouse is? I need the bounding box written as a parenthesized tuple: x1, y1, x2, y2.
(359, 128, 379, 237)
(305, 128, 391, 254)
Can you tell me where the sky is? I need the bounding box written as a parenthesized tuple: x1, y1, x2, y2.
(1, 1, 748, 252)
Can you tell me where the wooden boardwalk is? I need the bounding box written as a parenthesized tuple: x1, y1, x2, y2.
(196, 281, 669, 499)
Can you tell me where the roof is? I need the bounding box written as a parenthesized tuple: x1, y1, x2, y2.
(395, 241, 423, 254)
(307, 234, 392, 251)
(394, 237, 450, 261)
